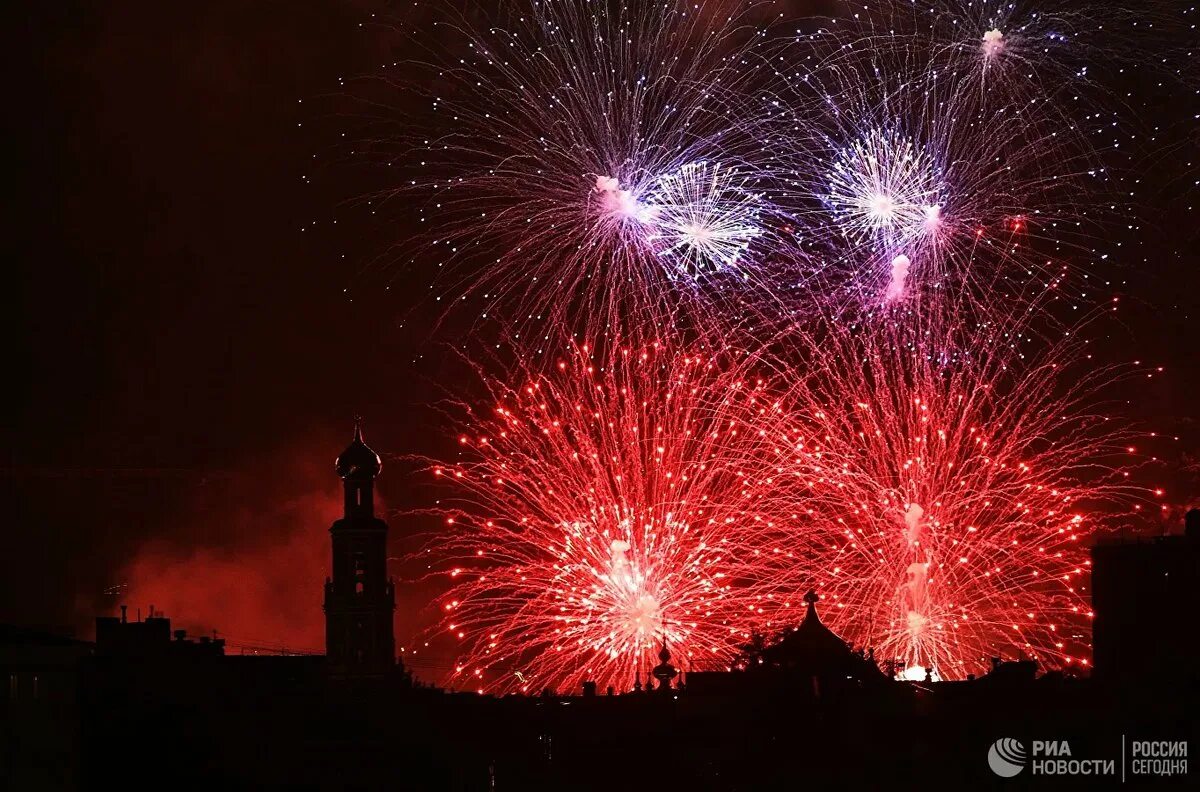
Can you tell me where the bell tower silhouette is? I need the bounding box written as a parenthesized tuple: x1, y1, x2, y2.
(324, 420, 395, 677)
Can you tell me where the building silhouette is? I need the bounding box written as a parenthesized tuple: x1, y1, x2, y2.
(1091, 508, 1200, 683)
(688, 590, 888, 698)
(2, 431, 1196, 789)
(0, 625, 91, 788)
(95, 604, 226, 659)
(324, 421, 396, 678)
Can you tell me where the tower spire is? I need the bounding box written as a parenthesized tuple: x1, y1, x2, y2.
(335, 419, 381, 519)
(803, 589, 821, 624)
(325, 419, 395, 678)
(652, 636, 678, 693)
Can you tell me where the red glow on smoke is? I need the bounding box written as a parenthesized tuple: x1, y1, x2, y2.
(113, 445, 341, 654)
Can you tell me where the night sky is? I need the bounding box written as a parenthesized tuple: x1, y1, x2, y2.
(9, 0, 436, 651)
(7, 1, 1200, 663)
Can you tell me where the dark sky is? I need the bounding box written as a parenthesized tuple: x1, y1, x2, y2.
(6, 1, 1200, 657)
(7, 0, 440, 648)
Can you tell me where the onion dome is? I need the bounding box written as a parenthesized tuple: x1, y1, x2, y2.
(760, 590, 857, 672)
(652, 639, 678, 691)
(335, 420, 381, 480)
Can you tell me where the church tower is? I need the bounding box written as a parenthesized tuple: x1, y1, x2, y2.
(324, 421, 395, 677)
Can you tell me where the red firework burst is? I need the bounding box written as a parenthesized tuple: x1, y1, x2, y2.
(416, 340, 792, 693)
(744, 309, 1160, 680)
(416, 302, 1160, 689)
(369, 0, 1179, 694)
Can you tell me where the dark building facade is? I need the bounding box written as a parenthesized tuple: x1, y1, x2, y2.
(324, 422, 396, 677)
(1, 625, 92, 789)
(94, 604, 226, 659)
(1091, 510, 1200, 683)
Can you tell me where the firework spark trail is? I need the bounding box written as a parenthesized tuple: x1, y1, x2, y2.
(742, 305, 1159, 680)
(764, 31, 1116, 312)
(709, 0, 1186, 322)
(361, 0, 798, 336)
(643, 161, 765, 277)
(845, 0, 1186, 89)
(414, 340, 797, 693)
(340, 0, 1192, 334)
(373, 1, 1181, 691)
(413, 290, 1161, 690)
(343, 1, 1192, 330)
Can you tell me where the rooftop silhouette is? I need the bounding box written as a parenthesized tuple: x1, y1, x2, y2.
(2, 429, 1195, 790)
